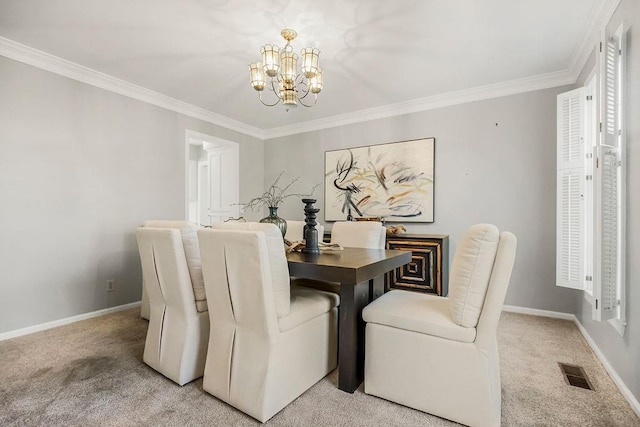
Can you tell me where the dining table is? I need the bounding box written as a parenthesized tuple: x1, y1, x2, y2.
(287, 247, 412, 393)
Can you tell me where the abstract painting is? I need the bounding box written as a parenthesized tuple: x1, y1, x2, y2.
(324, 138, 435, 222)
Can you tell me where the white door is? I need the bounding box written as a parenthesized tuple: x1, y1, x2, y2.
(185, 131, 239, 226)
(197, 161, 210, 225)
(206, 143, 239, 224)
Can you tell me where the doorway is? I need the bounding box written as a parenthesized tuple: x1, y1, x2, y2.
(185, 130, 239, 226)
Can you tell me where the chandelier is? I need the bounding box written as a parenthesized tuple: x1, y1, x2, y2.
(249, 29, 323, 108)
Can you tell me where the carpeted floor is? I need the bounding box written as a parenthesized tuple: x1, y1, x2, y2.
(0, 309, 638, 426)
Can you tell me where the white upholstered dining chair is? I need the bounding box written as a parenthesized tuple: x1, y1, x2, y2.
(139, 220, 203, 320)
(295, 220, 387, 295)
(362, 224, 517, 427)
(198, 223, 339, 422)
(330, 220, 386, 249)
(135, 224, 209, 385)
(284, 219, 325, 243)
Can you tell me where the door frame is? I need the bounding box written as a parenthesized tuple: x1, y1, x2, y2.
(184, 129, 239, 223)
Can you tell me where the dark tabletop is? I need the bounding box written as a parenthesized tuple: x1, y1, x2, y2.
(287, 247, 411, 285)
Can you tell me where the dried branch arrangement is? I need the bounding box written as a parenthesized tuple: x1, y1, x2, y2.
(239, 171, 321, 211)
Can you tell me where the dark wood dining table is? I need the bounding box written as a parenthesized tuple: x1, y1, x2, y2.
(287, 247, 412, 393)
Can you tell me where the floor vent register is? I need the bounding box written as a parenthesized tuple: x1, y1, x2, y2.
(558, 362, 594, 391)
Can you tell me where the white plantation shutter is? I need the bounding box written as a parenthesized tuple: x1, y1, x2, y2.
(601, 32, 620, 148)
(558, 88, 586, 169)
(555, 26, 627, 331)
(594, 134, 621, 321)
(556, 88, 585, 290)
(557, 169, 585, 289)
(583, 75, 597, 297)
(592, 24, 626, 324)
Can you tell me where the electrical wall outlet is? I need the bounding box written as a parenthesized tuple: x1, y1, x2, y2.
(106, 279, 116, 292)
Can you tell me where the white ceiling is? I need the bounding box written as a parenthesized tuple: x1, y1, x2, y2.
(0, 0, 608, 135)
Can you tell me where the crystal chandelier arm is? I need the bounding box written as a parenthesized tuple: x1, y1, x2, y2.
(255, 76, 284, 106)
(297, 93, 318, 107)
(265, 76, 287, 102)
(258, 91, 282, 107)
(295, 74, 310, 99)
(297, 85, 311, 100)
(289, 74, 316, 107)
(266, 76, 281, 94)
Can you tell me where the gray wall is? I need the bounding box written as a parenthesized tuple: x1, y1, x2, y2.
(574, 0, 640, 404)
(264, 86, 578, 313)
(2, 3, 638, 406)
(0, 56, 264, 333)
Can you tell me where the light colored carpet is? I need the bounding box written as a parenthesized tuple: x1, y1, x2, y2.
(0, 309, 638, 426)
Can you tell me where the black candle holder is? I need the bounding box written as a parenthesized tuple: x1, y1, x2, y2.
(301, 198, 320, 254)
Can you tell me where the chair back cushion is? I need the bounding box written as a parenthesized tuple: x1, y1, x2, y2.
(213, 222, 291, 317)
(330, 221, 385, 249)
(143, 220, 206, 307)
(448, 224, 499, 327)
(475, 231, 517, 353)
(284, 220, 306, 242)
(284, 220, 325, 243)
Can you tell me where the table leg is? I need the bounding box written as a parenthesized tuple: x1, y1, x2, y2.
(369, 276, 385, 302)
(338, 280, 370, 393)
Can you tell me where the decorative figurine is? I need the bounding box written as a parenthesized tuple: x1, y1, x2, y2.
(301, 198, 320, 254)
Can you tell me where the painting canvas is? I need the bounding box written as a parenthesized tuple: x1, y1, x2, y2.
(324, 138, 435, 222)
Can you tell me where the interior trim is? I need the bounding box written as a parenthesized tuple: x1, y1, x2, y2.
(0, 0, 621, 140)
(503, 304, 640, 418)
(502, 304, 575, 320)
(573, 317, 640, 417)
(0, 35, 572, 140)
(566, 0, 622, 79)
(1, 300, 637, 417)
(0, 37, 265, 140)
(263, 71, 574, 139)
(0, 301, 141, 342)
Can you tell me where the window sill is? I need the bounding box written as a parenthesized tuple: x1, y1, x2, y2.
(608, 318, 626, 337)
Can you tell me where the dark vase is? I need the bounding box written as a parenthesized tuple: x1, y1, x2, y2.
(260, 206, 287, 237)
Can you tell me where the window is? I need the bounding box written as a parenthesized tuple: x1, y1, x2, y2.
(556, 24, 627, 335)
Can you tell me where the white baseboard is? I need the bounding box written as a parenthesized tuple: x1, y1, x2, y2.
(573, 317, 640, 418)
(0, 301, 141, 342)
(504, 304, 640, 418)
(502, 304, 576, 320)
(3, 301, 638, 418)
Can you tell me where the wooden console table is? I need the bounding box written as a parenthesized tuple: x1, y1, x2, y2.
(384, 234, 449, 296)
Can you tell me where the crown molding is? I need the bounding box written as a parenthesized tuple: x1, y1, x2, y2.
(567, 0, 621, 80)
(0, 0, 619, 143)
(0, 37, 266, 140)
(263, 0, 621, 140)
(263, 69, 574, 139)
